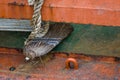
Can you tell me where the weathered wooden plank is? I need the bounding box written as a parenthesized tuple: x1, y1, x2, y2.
(0, 24, 120, 57)
(54, 24, 120, 57)
(0, 0, 120, 26)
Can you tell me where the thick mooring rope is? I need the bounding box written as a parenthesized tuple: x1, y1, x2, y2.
(26, 0, 49, 43)
(24, 0, 49, 60)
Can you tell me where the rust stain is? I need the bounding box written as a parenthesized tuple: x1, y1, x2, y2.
(93, 64, 116, 78)
(54, 52, 120, 63)
(8, 1, 25, 6)
(0, 47, 22, 55)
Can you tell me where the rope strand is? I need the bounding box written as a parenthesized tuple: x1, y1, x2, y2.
(25, 0, 49, 45)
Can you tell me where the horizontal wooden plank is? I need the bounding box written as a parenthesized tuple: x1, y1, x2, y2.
(54, 24, 120, 57)
(0, 0, 120, 26)
(0, 24, 120, 57)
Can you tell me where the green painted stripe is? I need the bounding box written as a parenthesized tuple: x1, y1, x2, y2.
(0, 23, 120, 57)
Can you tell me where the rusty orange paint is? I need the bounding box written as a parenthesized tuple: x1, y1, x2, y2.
(0, 47, 22, 55)
(0, 48, 119, 79)
(65, 58, 78, 70)
(0, 0, 120, 26)
(55, 52, 120, 63)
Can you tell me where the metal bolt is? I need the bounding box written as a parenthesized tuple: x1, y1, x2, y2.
(9, 67, 16, 71)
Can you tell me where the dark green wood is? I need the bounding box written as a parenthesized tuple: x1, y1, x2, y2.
(0, 31, 30, 48)
(0, 24, 120, 57)
(54, 24, 120, 57)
